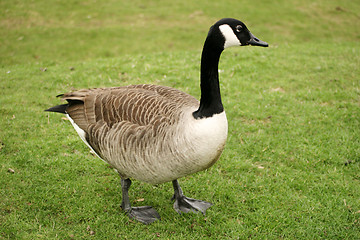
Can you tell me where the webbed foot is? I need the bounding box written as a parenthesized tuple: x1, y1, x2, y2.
(173, 195, 212, 214)
(172, 180, 213, 215)
(120, 178, 160, 224)
(126, 206, 161, 225)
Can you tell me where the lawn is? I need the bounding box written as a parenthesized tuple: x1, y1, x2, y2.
(1, 0, 360, 239)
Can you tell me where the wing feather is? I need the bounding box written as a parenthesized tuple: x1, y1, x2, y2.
(60, 84, 199, 162)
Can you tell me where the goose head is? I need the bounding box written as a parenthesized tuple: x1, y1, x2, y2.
(206, 18, 268, 51)
(195, 18, 268, 119)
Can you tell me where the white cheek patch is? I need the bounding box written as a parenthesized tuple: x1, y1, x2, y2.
(219, 24, 241, 49)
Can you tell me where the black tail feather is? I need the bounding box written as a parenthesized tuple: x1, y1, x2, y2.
(45, 104, 68, 114)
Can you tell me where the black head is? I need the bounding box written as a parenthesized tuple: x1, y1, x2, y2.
(208, 18, 268, 50)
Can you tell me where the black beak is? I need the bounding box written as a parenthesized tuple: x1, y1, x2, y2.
(247, 32, 268, 47)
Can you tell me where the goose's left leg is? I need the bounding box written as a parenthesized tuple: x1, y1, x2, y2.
(172, 180, 213, 215)
(121, 178, 160, 224)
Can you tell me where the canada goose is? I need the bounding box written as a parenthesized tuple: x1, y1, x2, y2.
(46, 18, 268, 224)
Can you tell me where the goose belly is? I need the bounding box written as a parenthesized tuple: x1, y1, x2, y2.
(106, 111, 228, 184)
(68, 111, 228, 185)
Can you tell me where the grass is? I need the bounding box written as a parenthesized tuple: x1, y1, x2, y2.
(1, 0, 360, 239)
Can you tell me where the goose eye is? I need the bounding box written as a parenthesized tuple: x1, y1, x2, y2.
(235, 25, 243, 32)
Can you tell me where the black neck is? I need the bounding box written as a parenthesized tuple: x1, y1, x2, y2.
(193, 37, 224, 119)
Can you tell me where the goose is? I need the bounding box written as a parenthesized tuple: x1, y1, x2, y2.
(46, 18, 268, 224)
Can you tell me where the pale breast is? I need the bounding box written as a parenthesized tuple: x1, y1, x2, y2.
(182, 111, 228, 171)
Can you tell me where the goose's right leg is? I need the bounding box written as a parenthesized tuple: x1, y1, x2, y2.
(120, 178, 160, 224)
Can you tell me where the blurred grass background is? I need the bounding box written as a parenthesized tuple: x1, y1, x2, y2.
(1, 0, 359, 65)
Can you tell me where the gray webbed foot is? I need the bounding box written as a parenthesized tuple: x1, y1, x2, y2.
(173, 195, 213, 214)
(121, 178, 160, 224)
(126, 206, 161, 225)
(172, 180, 213, 215)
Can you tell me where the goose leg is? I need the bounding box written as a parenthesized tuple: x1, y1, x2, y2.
(172, 179, 213, 215)
(121, 178, 160, 224)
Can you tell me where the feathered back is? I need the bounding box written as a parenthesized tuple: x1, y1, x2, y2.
(62, 84, 198, 129)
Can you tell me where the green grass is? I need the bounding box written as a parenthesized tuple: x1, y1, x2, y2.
(1, 0, 360, 239)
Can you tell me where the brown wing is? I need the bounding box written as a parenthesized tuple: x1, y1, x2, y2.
(61, 84, 199, 159)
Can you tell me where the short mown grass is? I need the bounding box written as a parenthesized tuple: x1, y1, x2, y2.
(1, 0, 360, 239)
